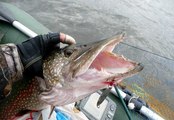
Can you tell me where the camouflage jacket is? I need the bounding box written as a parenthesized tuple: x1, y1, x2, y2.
(0, 44, 23, 101)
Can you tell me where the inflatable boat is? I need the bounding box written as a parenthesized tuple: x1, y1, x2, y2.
(0, 2, 166, 120)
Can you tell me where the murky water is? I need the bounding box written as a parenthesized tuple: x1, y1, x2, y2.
(2, 0, 174, 119)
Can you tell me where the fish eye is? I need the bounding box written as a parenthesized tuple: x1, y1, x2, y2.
(64, 49, 73, 57)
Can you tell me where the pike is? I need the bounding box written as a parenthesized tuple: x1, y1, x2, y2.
(0, 33, 143, 119)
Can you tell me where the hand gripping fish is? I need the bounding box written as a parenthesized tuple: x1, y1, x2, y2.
(0, 33, 143, 119)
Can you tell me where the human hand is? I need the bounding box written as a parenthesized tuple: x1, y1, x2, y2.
(59, 33, 76, 45)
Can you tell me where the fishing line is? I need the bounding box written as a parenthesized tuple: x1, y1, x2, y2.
(120, 42, 174, 61)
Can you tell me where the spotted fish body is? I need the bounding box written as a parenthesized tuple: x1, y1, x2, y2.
(0, 79, 42, 119)
(43, 50, 69, 86)
(0, 50, 73, 119)
(0, 51, 68, 120)
(0, 34, 143, 119)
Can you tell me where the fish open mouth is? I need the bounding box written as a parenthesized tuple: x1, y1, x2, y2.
(68, 33, 143, 85)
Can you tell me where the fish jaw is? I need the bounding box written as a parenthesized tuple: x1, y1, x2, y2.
(62, 33, 143, 84)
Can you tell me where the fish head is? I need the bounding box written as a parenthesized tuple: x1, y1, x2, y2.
(61, 33, 143, 85)
(42, 33, 143, 105)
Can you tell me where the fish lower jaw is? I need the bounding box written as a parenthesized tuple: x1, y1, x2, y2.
(74, 65, 141, 88)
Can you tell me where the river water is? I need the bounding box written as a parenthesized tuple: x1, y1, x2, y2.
(3, 0, 174, 119)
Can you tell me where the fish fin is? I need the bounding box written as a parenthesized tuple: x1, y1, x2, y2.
(48, 106, 55, 119)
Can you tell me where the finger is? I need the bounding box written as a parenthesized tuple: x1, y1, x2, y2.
(65, 34, 76, 45)
(60, 32, 76, 45)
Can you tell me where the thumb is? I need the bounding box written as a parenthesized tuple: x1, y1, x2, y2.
(65, 34, 76, 45)
(60, 33, 76, 45)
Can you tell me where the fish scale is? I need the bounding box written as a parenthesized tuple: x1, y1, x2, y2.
(43, 51, 69, 86)
(0, 78, 47, 120)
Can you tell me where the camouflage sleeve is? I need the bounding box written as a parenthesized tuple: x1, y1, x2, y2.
(0, 44, 23, 101)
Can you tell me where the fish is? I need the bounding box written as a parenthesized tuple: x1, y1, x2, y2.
(0, 33, 143, 119)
